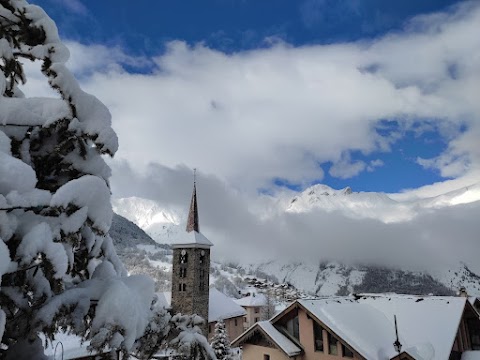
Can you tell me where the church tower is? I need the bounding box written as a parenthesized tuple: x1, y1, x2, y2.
(171, 175, 212, 333)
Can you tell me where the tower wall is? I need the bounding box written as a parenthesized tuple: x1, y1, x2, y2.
(171, 246, 211, 332)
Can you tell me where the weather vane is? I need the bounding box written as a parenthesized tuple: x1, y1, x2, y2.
(193, 168, 197, 184)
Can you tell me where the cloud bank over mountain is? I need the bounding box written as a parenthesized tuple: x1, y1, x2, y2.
(111, 163, 480, 273)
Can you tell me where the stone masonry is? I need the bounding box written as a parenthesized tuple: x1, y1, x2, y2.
(171, 246, 211, 327)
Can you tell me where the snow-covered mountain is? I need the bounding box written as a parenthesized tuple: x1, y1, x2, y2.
(285, 182, 480, 223)
(249, 260, 480, 297)
(112, 197, 183, 242)
(111, 182, 480, 297)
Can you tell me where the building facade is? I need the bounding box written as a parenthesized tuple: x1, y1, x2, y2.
(235, 292, 267, 330)
(233, 294, 480, 360)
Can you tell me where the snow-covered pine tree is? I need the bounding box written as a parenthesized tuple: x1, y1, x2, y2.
(0, 1, 214, 359)
(210, 319, 232, 360)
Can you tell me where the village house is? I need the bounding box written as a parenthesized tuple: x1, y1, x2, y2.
(235, 292, 268, 330)
(157, 288, 246, 342)
(232, 293, 480, 360)
(207, 288, 247, 341)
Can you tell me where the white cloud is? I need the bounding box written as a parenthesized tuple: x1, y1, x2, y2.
(329, 153, 366, 179)
(75, 1, 480, 192)
(16, 0, 480, 272)
(20, 1, 480, 193)
(367, 159, 384, 172)
(49, 0, 88, 15)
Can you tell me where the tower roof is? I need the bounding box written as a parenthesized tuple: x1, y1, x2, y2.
(172, 174, 213, 248)
(186, 182, 199, 233)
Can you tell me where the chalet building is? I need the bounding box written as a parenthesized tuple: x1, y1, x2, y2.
(207, 288, 247, 341)
(232, 293, 480, 360)
(235, 292, 268, 330)
(157, 288, 246, 342)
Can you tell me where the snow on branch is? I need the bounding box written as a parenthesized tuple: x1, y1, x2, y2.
(0, 1, 215, 358)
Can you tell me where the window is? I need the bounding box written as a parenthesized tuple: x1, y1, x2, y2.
(255, 307, 259, 313)
(342, 344, 354, 358)
(179, 250, 188, 264)
(264, 355, 270, 360)
(328, 332, 338, 355)
(178, 283, 182, 291)
(286, 315, 299, 340)
(255, 317, 259, 323)
(180, 267, 187, 278)
(182, 283, 186, 291)
(313, 322, 324, 352)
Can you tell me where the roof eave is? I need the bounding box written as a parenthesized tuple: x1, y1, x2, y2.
(231, 323, 303, 358)
(171, 243, 212, 249)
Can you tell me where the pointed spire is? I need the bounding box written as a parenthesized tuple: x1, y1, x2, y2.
(186, 169, 200, 233)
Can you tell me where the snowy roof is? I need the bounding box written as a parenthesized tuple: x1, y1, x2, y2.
(156, 289, 246, 323)
(156, 291, 172, 309)
(469, 297, 479, 306)
(232, 321, 302, 357)
(462, 351, 480, 360)
(209, 288, 246, 323)
(170, 230, 213, 249)
(43, 332, 109, 360)
(294, 294, 468, 360)
(234, 293, 267, 307)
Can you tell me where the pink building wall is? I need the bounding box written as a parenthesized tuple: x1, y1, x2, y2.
(208, 315, 245, 342)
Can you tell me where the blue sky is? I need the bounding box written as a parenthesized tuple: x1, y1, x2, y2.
(35, 0, 460, 53)
(27, 0, 479, 194)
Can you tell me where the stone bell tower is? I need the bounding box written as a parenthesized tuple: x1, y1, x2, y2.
(171, 174, 212, 332)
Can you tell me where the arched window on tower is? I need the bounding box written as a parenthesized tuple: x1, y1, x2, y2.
(179, 249, 188, 264)
(199, 250, 205, 264)
(180, 267, 187, 278)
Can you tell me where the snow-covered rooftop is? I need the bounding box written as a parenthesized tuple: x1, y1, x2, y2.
(234, 293, 267, 307)
(156, 291, 172, 309)
(170, 230, 213, 249)
(232, 321, 302, 357)
(156, 289, 246, 323)
(208, 288, 246, 323)
(296, 294, 468, 360)
(257, 321, 302, 357)
(462, 351, 480, 360)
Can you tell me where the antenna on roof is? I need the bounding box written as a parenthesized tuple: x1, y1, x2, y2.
(393, 315, 402, 354)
